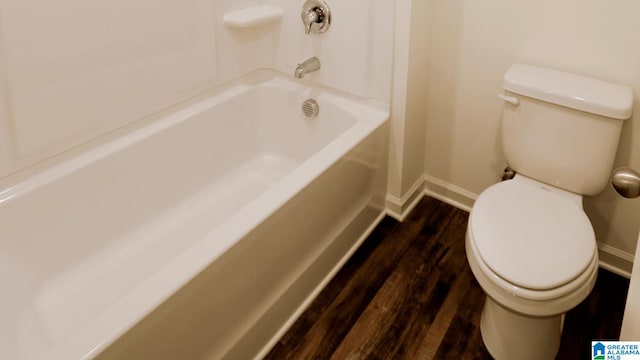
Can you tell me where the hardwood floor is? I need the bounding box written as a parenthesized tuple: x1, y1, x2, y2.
(265, 196, 629, 359)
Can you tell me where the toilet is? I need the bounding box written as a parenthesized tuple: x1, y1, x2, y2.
(466, 64, 633, 360)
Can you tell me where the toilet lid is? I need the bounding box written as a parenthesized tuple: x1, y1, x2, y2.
(469, 178, 595, 291)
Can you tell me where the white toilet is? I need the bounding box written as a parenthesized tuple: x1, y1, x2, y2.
(466, 64, 633, 360)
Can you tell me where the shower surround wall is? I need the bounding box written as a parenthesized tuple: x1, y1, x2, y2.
(0, 0, 395, 359)
(0, 0, 394, 180)
(0, 1, 219, 178)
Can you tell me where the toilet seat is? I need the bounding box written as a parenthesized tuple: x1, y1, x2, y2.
(469, 175, 596, 292)
(467, 224, 598, 304)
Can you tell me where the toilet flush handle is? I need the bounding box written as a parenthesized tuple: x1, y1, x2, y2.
(498, 93, 520, 106)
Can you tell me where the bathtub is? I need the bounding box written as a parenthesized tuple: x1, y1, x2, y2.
(0, 70, 389, 360)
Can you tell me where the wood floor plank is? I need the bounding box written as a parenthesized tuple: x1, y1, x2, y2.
(330, 217, 450, 359)
(433, 276, 489, 359)
(265, 197, 446, 359)
(393, 207, 471, 360)
(415, 265, 477, 359)
(556, 268, 630, 359)
(264, 196, 629, 360)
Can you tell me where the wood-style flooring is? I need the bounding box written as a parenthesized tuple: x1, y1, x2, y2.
(265, 196, 630, 359)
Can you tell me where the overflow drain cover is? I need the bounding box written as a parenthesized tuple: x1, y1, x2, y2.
(302, 99, 319, 118)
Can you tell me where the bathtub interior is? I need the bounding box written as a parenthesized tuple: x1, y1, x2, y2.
(0, 70, 389, 360)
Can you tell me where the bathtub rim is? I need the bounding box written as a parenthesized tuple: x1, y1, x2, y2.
(0, 68, 389, 198)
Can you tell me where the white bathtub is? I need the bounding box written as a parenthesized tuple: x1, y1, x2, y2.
(0, 70, 389, 360)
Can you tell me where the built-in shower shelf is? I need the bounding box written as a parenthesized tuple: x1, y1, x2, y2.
(224, 6, 284, 28)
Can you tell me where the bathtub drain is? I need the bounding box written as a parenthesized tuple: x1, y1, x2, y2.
(302, 99, 319, 118)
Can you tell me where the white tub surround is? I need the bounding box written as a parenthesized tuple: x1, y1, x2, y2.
(0, 70, 389, 360)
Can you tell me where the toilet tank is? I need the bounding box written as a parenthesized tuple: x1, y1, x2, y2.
(501, 64, 634, 196)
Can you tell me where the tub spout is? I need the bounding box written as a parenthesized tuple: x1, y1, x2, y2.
(294, 57, 321, 79)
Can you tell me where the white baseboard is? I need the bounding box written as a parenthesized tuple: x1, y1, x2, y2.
(598, 243, 634, 279)
(423, 175, 476, 213)
(386, 176, 425, 221)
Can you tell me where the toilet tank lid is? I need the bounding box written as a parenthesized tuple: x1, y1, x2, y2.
(503, 64, 634, 120)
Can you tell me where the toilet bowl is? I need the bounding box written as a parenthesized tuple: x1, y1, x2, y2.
(466, 175, 598, 359)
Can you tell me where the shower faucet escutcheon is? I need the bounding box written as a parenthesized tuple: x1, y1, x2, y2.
(301, 0, 331, 35)
(294, 57, 321, 79)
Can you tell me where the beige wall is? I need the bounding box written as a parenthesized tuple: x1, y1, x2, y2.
(422, 0, 640, 275)
(387, 0, 434, 218)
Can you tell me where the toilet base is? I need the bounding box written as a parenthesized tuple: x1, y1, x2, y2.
(480, 296, 562, 360)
